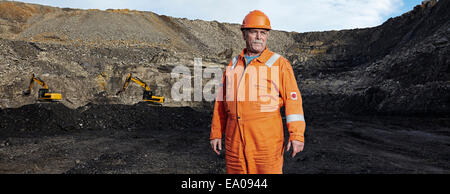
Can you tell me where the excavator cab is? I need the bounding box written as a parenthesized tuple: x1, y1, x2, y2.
(23, 74, 62, 102)
(117, 73, 164, 104)
(143, 90, 164, 103)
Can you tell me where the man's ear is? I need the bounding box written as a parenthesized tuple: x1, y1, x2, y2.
(242, 29, 247, 40)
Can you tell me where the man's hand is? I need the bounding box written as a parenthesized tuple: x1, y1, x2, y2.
(210, 139, 222, 155)
(286, 140, 304, 158)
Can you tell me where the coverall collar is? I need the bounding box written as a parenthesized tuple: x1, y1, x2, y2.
(239, 47, 272, 65)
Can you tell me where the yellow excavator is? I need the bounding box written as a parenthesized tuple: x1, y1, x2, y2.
(116, 73, 164, 103)
(23, 73, 62, 101)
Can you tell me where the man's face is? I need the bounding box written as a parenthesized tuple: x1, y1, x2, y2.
(243, 29, 270, 54)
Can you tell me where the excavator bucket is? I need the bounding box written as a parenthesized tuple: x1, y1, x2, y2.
(22, 90, 31, 96)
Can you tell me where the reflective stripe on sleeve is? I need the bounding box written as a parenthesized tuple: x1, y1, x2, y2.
(265, 53, 281, 68)
(286, 114, 305, 123)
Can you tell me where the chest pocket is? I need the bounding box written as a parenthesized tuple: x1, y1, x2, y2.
(255, 53, 282, 112)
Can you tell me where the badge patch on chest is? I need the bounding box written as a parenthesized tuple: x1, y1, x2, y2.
(290, 92, 298, 100)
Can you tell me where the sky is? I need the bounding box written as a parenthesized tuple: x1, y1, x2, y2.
(15, 0, 424, 33)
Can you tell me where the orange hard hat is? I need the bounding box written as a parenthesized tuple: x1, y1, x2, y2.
(241, 10, 271, 30)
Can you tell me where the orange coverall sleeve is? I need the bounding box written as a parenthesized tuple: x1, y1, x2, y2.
(280, 58, 306, 143)
(210, 70, 228, 140)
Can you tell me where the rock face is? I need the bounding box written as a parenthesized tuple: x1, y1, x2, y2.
(0, 1, 448, 117)
(290, 0, 450, 116)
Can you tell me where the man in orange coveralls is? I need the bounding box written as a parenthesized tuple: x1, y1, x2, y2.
(210, 10, 306, 174)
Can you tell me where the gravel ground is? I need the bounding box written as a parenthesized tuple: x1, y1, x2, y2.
(0, 103, 448, 174)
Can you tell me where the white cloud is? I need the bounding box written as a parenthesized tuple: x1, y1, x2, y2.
(255, 0, 404, 32)
(18, 0, 405, 32)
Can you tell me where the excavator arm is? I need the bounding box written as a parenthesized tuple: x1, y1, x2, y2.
(116, 73, 151, 95)
(131, 77, 151, 92)
(116, 73, 132, 95)
(23, 74, 48, 95)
